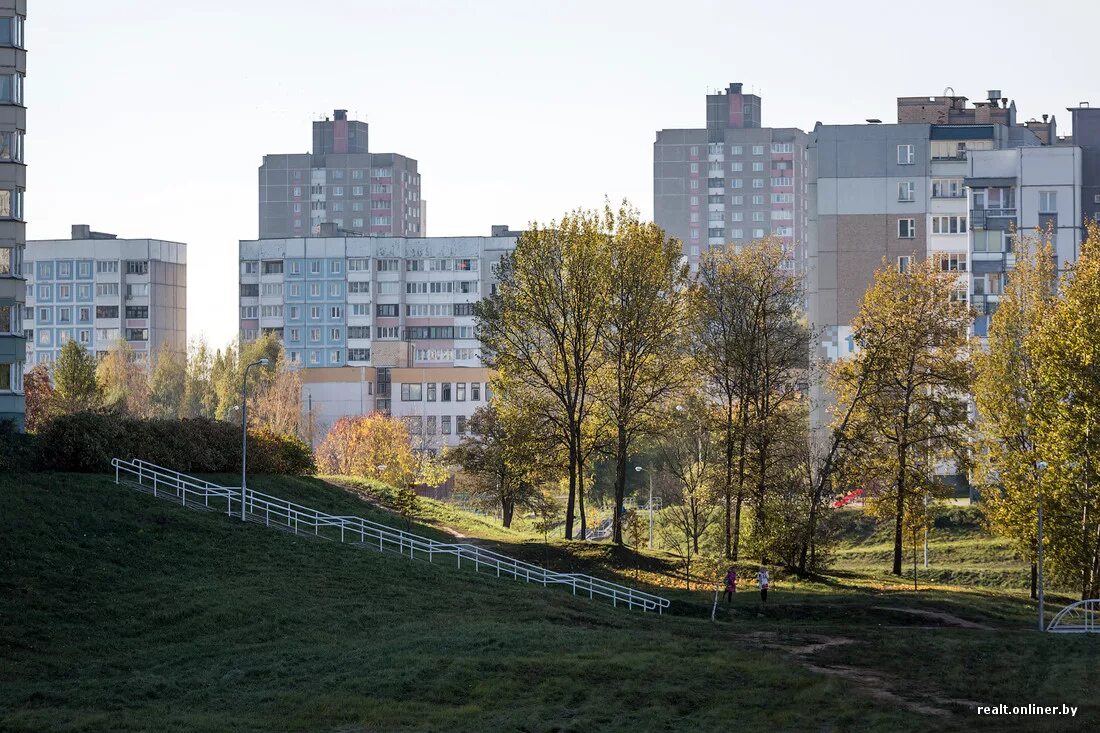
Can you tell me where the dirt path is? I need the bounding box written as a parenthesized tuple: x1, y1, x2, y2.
(741, 631, 978, 718)
(871, 605, 994, 630)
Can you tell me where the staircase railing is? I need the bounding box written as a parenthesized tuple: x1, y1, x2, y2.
(112, 458, 670, 614)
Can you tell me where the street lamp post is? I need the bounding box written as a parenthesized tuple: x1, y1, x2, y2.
(634, 465, 655, 549)
(240, 358, 270, 521)
(1037, 460, 1048, 633)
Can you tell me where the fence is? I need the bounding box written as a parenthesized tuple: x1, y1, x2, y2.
(112, 458, 670, 615)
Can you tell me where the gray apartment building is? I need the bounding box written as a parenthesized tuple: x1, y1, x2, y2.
(654, 83, 810, 273)
(808, 91, 1061, 363)
(26, 226, 187, 365)
(0, 1, 25, 427)
(258, 109, 423, 240)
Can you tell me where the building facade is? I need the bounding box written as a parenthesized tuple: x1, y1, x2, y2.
(0, 1, 25, 427)
(808, 91, 1058, 366)
(239, 228, 517, 447)
(654, 83, 811, 273)
(967, 146, 1083, 339)
(259, 110, 423, 240)
(26, 225, 187, 365)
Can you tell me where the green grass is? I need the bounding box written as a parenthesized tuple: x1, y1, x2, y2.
(2, 472, 1099, 731)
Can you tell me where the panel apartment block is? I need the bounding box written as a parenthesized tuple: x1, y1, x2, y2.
(0, 2, 26, 427)
(655, 83, 810, 274)
(26, 226, 187, 365)
(239, 228, 517, 447)
(259, 110, 422, 240)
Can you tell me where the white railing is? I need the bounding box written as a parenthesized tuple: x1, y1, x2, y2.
(1047, 599, 1100, 633)
(112, 458, 670, 615)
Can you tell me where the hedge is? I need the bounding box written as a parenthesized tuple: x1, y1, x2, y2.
(35, 412, 315, 475)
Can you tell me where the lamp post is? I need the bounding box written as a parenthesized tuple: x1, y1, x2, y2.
(1037, 460, 1048, 632)
(240, 358, 270, 521)
(635, 465, 655, 549)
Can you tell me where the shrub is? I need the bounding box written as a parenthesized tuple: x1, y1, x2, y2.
(35, 412, 314, 475)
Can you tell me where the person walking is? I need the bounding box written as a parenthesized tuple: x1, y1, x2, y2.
(723, 567, 738, 603)
(756, 567, 770, 603)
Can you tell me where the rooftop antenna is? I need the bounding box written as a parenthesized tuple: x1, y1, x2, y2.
(943, 86, 955, 98)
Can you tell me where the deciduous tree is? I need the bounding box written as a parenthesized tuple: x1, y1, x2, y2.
(830, 256, 973, 576)
(53, 341, 101, 413)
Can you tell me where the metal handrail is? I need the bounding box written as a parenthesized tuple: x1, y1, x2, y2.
(1046, 599, 1100, 633)
(111, 458, 669, 614)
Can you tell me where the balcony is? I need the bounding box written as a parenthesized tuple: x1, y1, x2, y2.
(932, 153, 967, 161)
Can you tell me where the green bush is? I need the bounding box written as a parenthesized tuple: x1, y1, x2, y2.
(36, 412, 314, 476)
(0, 418, 39, 471)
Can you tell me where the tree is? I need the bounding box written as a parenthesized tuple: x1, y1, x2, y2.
(181, 337, 217, 419)
(830, 256, 973, 576)
(658, 396, 720, 589)
(53, 341, 101, 413)
(447, 401, 556, 527)
(597, 204, 688, 545)
(477, 207, 613, 540)
(1025, 224, 1100, 598)
(148, 342, 185, 419)
(689, 239, 807, 561)
(23, 363, 54, 432)
(974, 233, 1057, 597)
(97, 339, 150, 417)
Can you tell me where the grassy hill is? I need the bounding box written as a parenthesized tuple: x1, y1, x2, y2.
(2, 471, 1098, 732)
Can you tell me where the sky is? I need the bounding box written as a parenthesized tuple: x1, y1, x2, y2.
(30, 0, 1100, 348)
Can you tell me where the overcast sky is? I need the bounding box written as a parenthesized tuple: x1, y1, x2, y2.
(29, 0, 1100, 347)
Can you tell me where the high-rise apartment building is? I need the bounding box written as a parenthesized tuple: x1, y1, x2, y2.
(655, 83, 811, 273)
(238, 227, 518, 447)
(259, 109, 423, 240)
(26, 225, 187, 365)
(808, 90, 1061, 364)
(0, 2, 25, 427)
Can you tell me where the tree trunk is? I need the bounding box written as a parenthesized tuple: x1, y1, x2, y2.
(732, 493, 744, 562)
(892, 447, 906, 576)
(733, 425, 748, 561)
(564, 430, 577, 539)
(756, 441, 768, 565)
(502, 498, 514, 528)
(578, 455, 587, 541)
(612, 423, 627, 545)
(724, 398, 735, 559)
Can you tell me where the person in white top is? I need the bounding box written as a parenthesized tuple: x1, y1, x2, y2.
(756, 567, 770, 603)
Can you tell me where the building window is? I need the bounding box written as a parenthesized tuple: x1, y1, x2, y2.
(752, 162, 764, 172)
(125, 306, 149, 319)
(126, 261, 149, 275)
(931, 215, 968, 234)
(689, 145, 699, 156)
(1039, 191, 1057, 214)
(898, 256, 911, 273)
(0, 16, 25, 49)
(898, 181, 915, 202)
(931, 178, 964, 198)
(0, 130, 22, 163)
(0, 188, 23, 219)
(441, 415, 452, 435)
(935, 252, 968, 272)
(401, 383, 423, 401)
(376, 304, 398, 317)
(96, 305, 119, 318)
(309, 328, 321, 342)
(0, 72, 23, 105)
(752, 145, 764, 155)
(457, 415, 467, 435)
(897, 144, 914, 165)
(471, 382, 481, 401)
(898, 219, 916, 238)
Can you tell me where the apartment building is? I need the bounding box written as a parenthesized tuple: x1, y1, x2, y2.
(654, 83, 811, 273)
(238, 226, 517, 448)
(808, 90, 1058, 365)
(0, 2, 25, 427)
(25, 225, 187, 364)
(259, 110, 422, 239)
(967, 146, 1083, 338)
